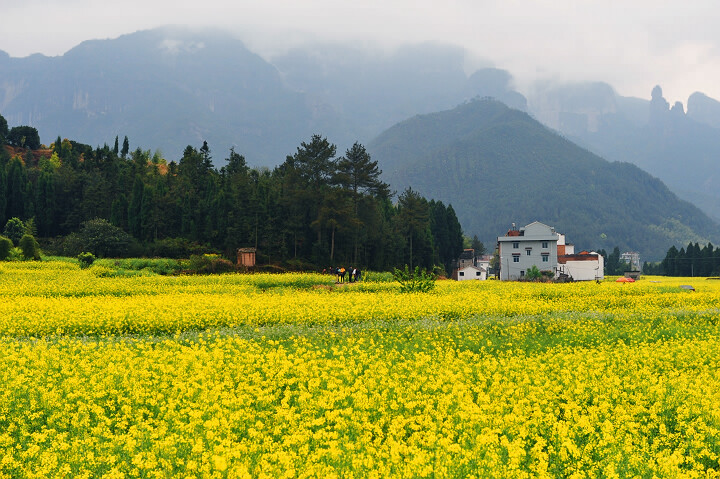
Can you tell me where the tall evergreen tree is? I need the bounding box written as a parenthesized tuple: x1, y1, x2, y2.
(335, 142, 389, 263)
(0, 114, 8, 144)
(6, 157, 28, 219)
(127, 176, 144, 238)
(121, 136, 129, 158)
(396, 187, 431, 269)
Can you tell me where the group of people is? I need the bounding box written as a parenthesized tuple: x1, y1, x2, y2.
(331, 266, 361, 283)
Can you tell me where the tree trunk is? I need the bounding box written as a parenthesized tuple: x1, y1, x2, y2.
(330, 226, 335, 261)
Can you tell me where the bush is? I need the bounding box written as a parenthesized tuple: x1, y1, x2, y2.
(62, 218, 134, 258)
(78, 252, 96, 269)
(19, 234, 40, 260)
(0, 236, 12, 260)
(393, 265, 436, 293)
(187, 254, 236, 274)
(149, 237, 211, 259)
(94, 258, 183, 275)
(526, 265, 541, 281)
(3, 217, 26, 246)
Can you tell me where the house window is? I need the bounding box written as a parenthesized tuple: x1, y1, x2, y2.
(512, 242, 519, 249)
(542, 254, 549, 262)
(520, 270, 525, 277)
(476, 271, 481, 276)
(459, 271, 464, 276)
(542, 241, 548, 248)
(512, 255, 520, 263)
(526, 249, 531, 256)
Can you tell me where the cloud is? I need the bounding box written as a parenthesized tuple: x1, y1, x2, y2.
(2, 0, 720, 103)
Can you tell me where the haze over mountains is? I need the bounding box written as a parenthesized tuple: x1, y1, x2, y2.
(2, 26, 720, 258)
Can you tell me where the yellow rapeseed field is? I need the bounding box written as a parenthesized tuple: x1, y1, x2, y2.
(1, 260, 720, 478)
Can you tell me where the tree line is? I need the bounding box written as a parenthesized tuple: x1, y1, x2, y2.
(0, 115, 464, 273)
(655, 242, 720, 277)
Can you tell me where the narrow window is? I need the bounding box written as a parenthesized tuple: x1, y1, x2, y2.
(542, 241, 548, 248)
(513, 242, 519, 249)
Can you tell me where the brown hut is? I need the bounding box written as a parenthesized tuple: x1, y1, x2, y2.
(237, 248, 256, 268)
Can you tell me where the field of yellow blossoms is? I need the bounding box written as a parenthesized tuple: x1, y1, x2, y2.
(2, 260, 720, 478)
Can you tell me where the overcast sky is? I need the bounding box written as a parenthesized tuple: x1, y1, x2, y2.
(2, 0, 720, 105)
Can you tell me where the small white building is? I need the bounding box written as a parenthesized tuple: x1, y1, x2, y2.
(558, 251, 604, 281)
(454, 265, 487, 281)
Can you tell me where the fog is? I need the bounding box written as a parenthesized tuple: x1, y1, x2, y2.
(2, 0, 720, 103)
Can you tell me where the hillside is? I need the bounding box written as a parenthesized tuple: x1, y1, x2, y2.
(529, 83, 720, 221)
(369, 99, 720, 260)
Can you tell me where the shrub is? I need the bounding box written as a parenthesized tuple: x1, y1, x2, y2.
(149, 237, 211, 259)
(0, 236, 12, 260)
(3, 217, 25, 246)
(393, 265, 436, 293)
(19, 234, 40, 260)
(526, 265, 541, 281)
(187, 254, 236, 274)
(62, 218, 134, 258)
(78, 252, 96, 269)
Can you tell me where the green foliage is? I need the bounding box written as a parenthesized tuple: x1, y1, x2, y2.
(77, 252, 96, 269)
(0, 132, 455, 273)
(0, 113, 7, 144)
(92, 258, 183, 275)
(393, 265, 436, 293)
(660, 241, 720, 276)
(370, 99, 720, 261)
(0, 235, 12, 260)
(187, 254, 236, 275)
(149, 238, 212, 259)
(525, 265, 541, 281)
(3, 217, 26, 245)
(19, 234, 40, 260)
(6, 126, 41, 149)
(62, 218, 134, 258)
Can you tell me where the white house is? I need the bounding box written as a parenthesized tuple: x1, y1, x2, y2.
(497, 222, 559, 280)
(498, 222, 604, 281)
(453, 265, 487, 281)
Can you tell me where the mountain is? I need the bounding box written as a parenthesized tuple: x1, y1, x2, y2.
(529, 83, 720, 221)
(0, 27, 527, 165)
(0, 27, 318, 164)
(369, 99, 720, 260)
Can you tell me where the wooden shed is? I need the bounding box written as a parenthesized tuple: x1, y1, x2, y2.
(237, 248, 256, 268)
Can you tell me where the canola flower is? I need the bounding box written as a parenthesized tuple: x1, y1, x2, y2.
(1, 261, 720, 477)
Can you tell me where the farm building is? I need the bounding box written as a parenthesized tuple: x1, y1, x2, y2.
(452, 265, 487, 281)
(497, 222, 604, 281)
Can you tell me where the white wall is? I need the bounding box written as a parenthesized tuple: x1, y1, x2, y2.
(564, 260, 603, 281)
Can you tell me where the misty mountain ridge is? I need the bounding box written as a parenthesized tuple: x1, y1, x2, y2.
(529, 82, 720, 221)
(0, 26, 525, 164)
(369, 99, 720, 261)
